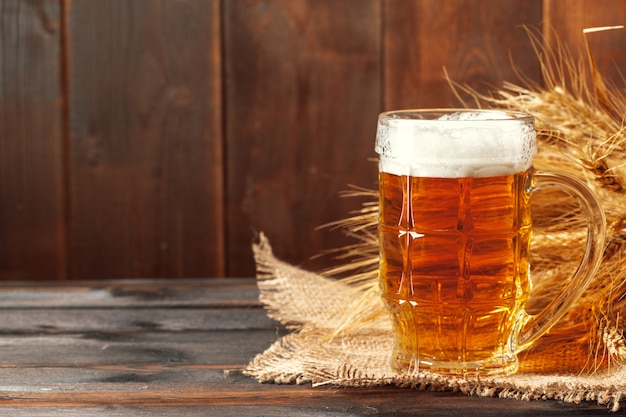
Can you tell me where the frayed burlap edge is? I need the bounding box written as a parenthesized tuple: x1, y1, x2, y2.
(243, 233, 626, 412)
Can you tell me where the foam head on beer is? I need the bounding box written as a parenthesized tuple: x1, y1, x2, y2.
(375, 110, 537, 178)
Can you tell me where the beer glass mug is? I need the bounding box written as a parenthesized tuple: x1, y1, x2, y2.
(375, 109, 606, 376)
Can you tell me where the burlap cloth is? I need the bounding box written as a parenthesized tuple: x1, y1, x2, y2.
(243, 233, 626, 412)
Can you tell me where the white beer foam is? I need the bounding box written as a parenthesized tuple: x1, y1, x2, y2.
(375, 111, 536, 178)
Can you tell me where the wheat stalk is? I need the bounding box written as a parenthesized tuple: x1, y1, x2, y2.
(320, 25, 626, 374)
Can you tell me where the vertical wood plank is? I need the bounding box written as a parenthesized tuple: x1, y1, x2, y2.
(544, 0, 626, 90)
(0, 0, 66, 280)
(66, 0, 223, 279)
(384, 0, 544, 110)
(224, 0, 381, 277)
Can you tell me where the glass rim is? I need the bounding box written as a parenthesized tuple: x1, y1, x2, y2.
(378, 108, 534, 123)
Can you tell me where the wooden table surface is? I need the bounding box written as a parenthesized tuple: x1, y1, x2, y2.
(0, 278, 619, 416)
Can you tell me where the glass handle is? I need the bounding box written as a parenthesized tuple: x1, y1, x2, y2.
(515, 169, 607, 352)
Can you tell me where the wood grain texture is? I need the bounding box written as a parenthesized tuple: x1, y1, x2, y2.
(2, 1, 625, 280)
(544, 0, 626, 90)
(223, 0, 381, 277)
(65, 0, 224, 279)
(0, 0, 66, 280)
(0, 278, 262, 308)
(384, 0, 544, 109)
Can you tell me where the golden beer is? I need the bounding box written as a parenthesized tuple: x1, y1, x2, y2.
(379, 170, 532, 374)
(375, 109, 606, 376)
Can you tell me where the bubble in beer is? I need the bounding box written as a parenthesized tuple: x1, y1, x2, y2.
(375, 110, 536, 178)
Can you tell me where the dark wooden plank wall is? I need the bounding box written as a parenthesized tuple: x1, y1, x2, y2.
(1, 0, 625, 280)
(1, 1, 66, 279)
(67, 1, 223, 280)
